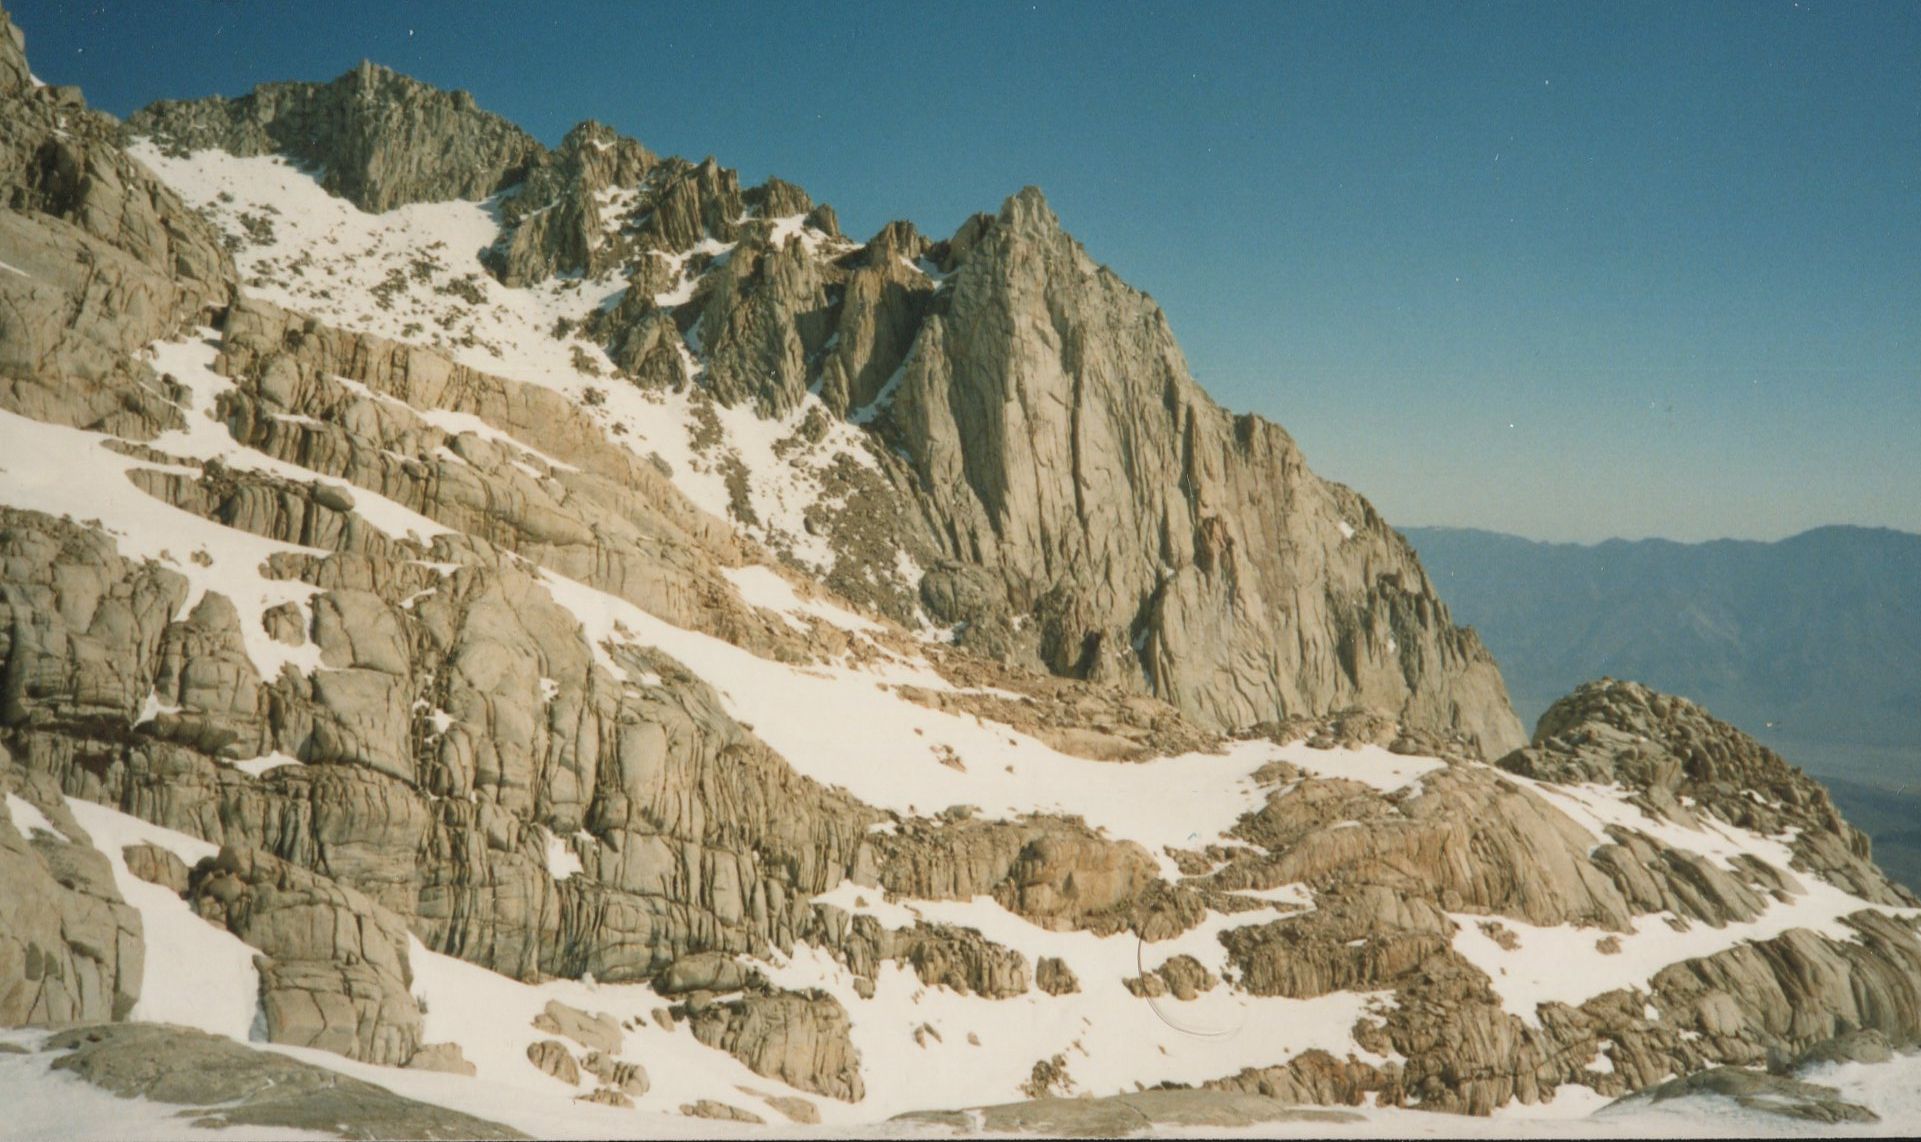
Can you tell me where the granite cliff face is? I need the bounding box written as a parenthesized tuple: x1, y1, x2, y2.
(126, 55, 1524, 757)
(4, 9, 1918, 1134)
(128, 60, 542, 215)
(882, 189, 1517, 748)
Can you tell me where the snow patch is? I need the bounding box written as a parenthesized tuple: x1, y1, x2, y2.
(62, 799, 261, 1042)
(232, 752, 304, 778)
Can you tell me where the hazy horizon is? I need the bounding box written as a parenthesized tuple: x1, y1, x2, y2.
(1400, 520, 1921, 546)
(13, 0, 1917, 543)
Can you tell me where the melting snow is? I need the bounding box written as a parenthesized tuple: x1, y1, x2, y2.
(542, 828, 583, 880)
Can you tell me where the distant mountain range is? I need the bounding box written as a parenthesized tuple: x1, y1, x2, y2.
(1405, 523, 1921, 890)
(1403, 524, 1921, 749)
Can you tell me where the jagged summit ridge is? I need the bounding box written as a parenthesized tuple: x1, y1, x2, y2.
(4, 6, 1921, 1130)
(129, 60, 543, 213)
(125, 62, 1525, 752)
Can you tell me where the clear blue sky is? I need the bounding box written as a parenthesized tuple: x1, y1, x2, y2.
(12, 0, 1919, 542)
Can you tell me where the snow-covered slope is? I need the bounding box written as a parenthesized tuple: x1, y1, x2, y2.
(128, 142, 894, 587)
(3, 23, 1919, 1138)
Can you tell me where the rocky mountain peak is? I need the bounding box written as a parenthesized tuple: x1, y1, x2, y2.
(997, 184, 1062, 237)
(128, 61, 541, 214)
(1, 5, 29, 95)
(101, 48, 1527, 754)
(7, 13, 1921, 1129)
(1502, 677, 1914, 907)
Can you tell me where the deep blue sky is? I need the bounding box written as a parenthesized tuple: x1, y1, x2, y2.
(13, 1, 1919, 542)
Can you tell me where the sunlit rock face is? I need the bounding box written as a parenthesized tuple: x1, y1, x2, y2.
(3, 7, 1917, 1131)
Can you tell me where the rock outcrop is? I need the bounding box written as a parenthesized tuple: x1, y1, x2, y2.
(186, 845, 424, 1065)
(0, 19, 229, 440)
(1503, 678, 1909, 906)
(3, 6, 1919, 1128)
(129, 61, 541, 214)
(1124, 953, 1219, 1000)
(881, 189, 1522, 753)
(118, 59, 1525, 759)
(895, 1090, 1364, 1135)
(1603, 1066, 1879, 1125)
(684, 987, 864, 1102)
(43, 1023, 526, 1139)
(0, 756, 142, 1027)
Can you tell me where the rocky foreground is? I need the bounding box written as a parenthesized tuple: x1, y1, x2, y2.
(2, 6, 1918, 1137)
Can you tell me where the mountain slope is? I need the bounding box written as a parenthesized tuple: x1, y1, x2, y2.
(126, 63, 1525, 757)
(3, 9, 1920, 1135)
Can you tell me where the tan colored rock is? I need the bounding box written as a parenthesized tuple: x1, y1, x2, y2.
(680, 1099, 764, 1124)
(525, 1039, 579, 1085)
(1125, 954, 1218, 1001)
(0, 763, 143, 1027)
(1504, 679, 1914, 908)
(131, 62, 541, 215)
(740, 1088, 820, 1124)
(186, 846, 421, 1065)
(405, 1041, 476, 1076)
(121, 843, 189, 894)
(687, 988, 863, 1102)
(1035, 956, 1080, 996)
(580, 1050, 648, 1095)
(877, 189, 1523, 755)
(532, 999, 622, 1055)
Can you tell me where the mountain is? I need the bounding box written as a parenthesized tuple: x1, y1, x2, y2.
(1400, 525, 1921, 749)
(1402, 525, 1921, 891)
(125, 59, 1525, 758)
(4, 8, 1920, 1135)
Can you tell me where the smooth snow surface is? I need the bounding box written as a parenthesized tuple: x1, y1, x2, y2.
(62, 798, 263, 1041)
(722, 564, 881, 633)
(541, 827, 583, 880)
(4, 793, 62, 840)
(539, 568, 1277, 870)
(1278, 741, 1445, 793)
(232, 751, 305, 778)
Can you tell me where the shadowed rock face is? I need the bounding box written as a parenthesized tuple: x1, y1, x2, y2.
(1603, 1067, 1879, 1125)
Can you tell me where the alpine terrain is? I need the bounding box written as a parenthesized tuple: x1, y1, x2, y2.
(1405, 525, 1921, 894)
(2, 9, 1918, 1137)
